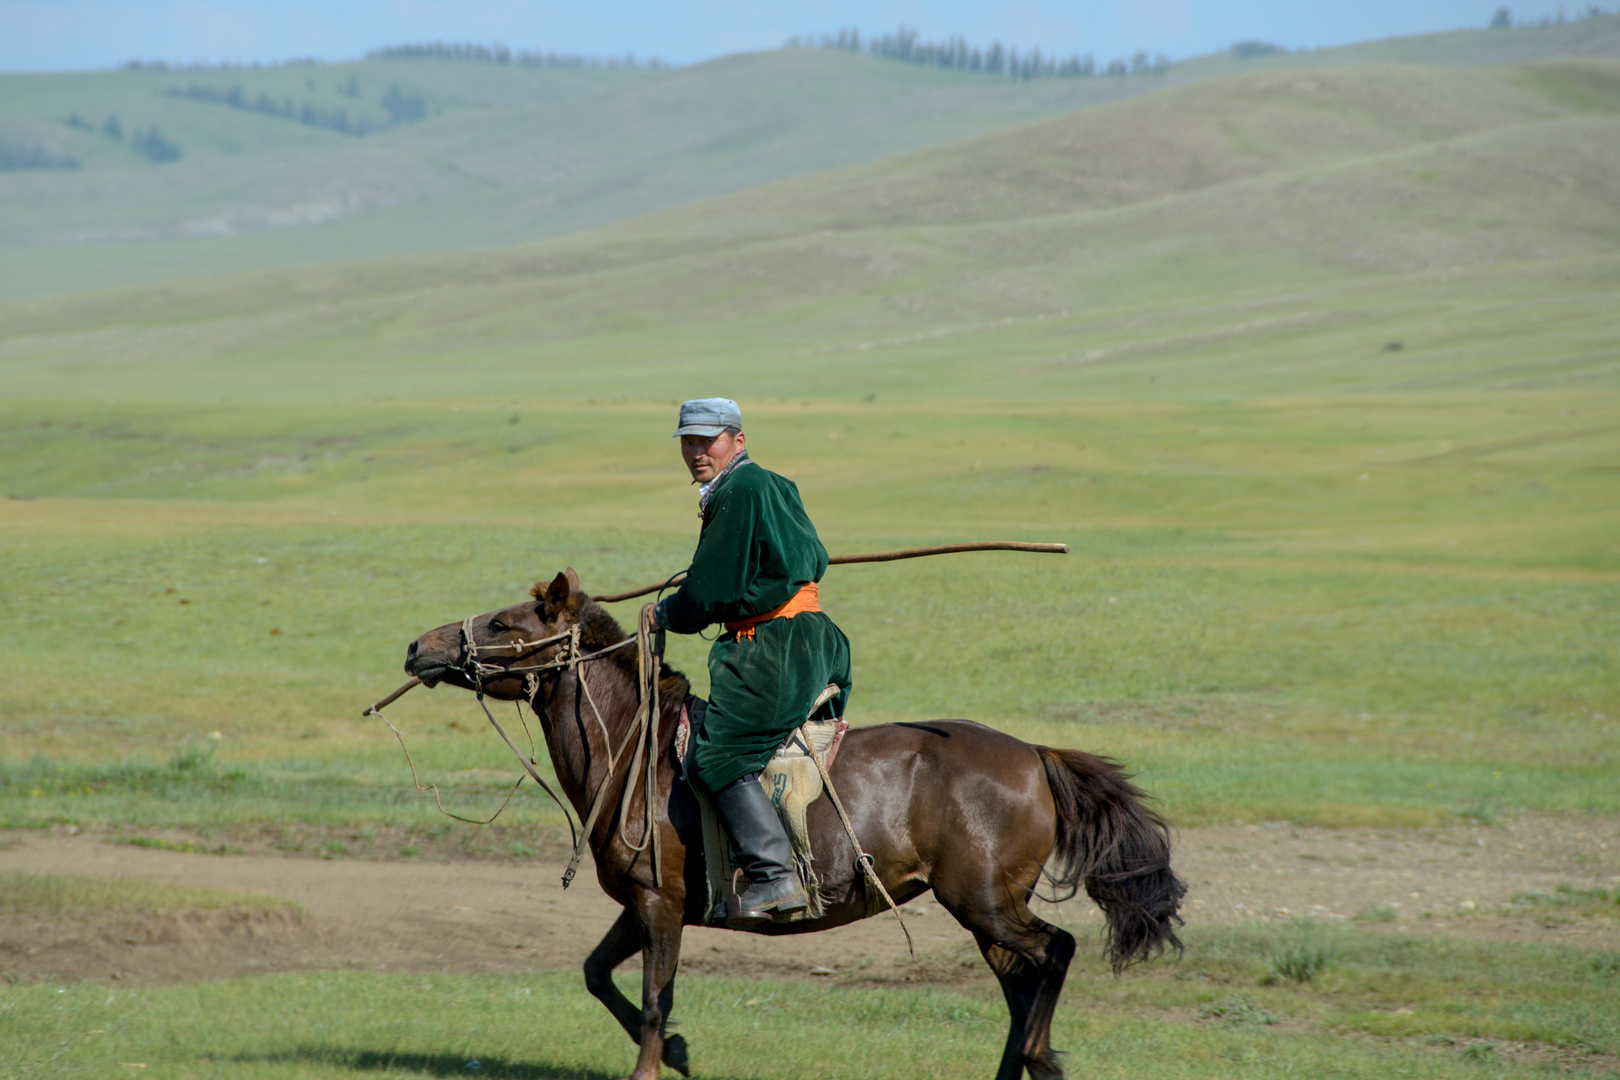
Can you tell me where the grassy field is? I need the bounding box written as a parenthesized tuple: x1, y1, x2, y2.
(1, 58, 1615, 842)
(1, 15, 1618, 302)
(3, 921, 1617, 1079)
(0, 870, 297, 917)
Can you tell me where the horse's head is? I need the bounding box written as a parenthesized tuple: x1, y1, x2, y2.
(404, 567, 588, 699)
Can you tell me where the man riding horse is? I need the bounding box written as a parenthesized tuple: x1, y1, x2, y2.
(651, 397, 852, 927)
(396, 409, 1186, 1079)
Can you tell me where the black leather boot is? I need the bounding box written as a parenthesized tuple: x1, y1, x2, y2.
(710, 775, 808, 927)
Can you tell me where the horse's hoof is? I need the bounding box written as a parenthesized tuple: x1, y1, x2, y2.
(663, 1033, 692, 1077)
(1029, 1048, 1066, 1080)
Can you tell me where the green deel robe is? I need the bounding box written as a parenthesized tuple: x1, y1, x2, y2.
(655, 454, 851, 791)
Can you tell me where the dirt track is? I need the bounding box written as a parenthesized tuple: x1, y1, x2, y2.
(3, 816, 1617, 985)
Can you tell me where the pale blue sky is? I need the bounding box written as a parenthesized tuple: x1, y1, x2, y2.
(0, 0, 1585, 73)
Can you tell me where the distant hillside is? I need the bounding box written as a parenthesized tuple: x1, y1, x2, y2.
(0, 51, 1173, 302)
(585, 60, 1620, 265)
(1, 14, 1617, 304)
(1174, 10, 1620, 77)
(6, 58, 1615, 410)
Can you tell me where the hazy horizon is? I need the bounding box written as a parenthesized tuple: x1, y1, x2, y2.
(1, 0, 1597, 74)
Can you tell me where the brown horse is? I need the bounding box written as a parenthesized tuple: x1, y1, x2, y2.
(402, 571, 1185, 1080)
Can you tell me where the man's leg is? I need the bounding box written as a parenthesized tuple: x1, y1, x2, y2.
(695, 614, 849, 926)
(707, 771, 808, 927)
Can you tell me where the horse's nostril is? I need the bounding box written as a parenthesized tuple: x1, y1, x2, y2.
(406, 640, 418, 663)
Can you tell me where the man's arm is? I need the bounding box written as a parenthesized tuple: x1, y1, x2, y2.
(654, 485, 760, 634)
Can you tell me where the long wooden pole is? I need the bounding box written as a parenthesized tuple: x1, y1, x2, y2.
(360, 676, 422, 717)
(363, 542, 1067, 712)
(589, 541, 1068, 604)
(830, 540, 1068, 564)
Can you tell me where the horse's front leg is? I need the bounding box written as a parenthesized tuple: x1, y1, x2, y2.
(625, 886, 686, 1080)
(584, 906, 690, 1078)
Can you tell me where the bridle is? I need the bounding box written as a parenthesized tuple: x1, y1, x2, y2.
(456, 614, 633, 692)
(454, 605, 665, 890)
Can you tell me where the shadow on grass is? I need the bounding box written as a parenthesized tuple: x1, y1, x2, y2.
(239, 1049, 618, 1079)
(241, 1047, 766, 1080)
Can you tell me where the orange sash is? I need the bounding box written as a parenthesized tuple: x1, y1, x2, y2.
(724, 582, 820, 641)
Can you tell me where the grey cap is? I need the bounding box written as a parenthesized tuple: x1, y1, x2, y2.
(673, 397, 742, 437)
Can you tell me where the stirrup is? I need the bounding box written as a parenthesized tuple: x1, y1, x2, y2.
(713, 873, 807, 927)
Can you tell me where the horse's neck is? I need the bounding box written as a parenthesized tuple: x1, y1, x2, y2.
(536, 654, 642, 817)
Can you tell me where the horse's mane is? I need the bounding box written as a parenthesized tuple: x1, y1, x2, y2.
(530, 582, 689, 703)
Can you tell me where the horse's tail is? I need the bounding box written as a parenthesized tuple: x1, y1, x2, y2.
(1037, 747, 1186, 972)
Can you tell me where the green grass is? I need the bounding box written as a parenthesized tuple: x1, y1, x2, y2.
(1268, 940, 1339, 984)
(113, 836, 243, 855)
(0, 743, 579, 844)
(1354, 905, 1401, 923)
(2, 925, 1616, 1079)
(0, 416, 1613, 833)
(0, 870, 296, 918)
(1506, 885, 1620, 920)
(1196, 995, 1280, 1027)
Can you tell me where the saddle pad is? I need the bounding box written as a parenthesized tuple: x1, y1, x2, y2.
(679, 688, 848, 924)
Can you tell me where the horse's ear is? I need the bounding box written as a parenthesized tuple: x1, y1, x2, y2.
(564, 566, 581, 593)
(546, 571, 571, 605)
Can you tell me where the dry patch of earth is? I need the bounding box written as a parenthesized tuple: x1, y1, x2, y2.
(3, 815, 1616, 986)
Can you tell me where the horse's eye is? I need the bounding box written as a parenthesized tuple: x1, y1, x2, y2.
(488, 620, 508, 634)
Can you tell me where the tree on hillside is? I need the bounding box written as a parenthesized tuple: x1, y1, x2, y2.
(1231, 40, 1288, 58)
(986, 41, 1006, 76)
(131, 127, 180, 162)
(0, 141, 81, 170)
(366, 42, 665, 69)
(815, 26, 1127, 80)
(1491, 7, 1513, 28)
(103, 114, 123, 139)
(166, 83, 379, 136)
(382, 83, 427, 124)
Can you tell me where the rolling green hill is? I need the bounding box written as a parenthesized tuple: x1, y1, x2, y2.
(1175, 9, 1620, 77)
(2, 14, 1618, 303)
(6, 59, 1613, 400)
(0, 51, 1176, 303)
(1, 59, 1615, 831)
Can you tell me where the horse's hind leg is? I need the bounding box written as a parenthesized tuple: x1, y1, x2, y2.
(583, 907, 690, 1078)
(584, 908, 643, 1037)
(941, 889, 1075, 1080)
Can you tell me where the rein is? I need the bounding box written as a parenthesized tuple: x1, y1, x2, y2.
(453, 606, 664, 891)
(556, 605, 664, 890)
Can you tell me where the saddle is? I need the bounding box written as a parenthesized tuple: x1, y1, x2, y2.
(675, 685, 848, 924)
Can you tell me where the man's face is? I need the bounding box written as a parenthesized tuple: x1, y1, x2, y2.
(681, 430, 745, 483)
